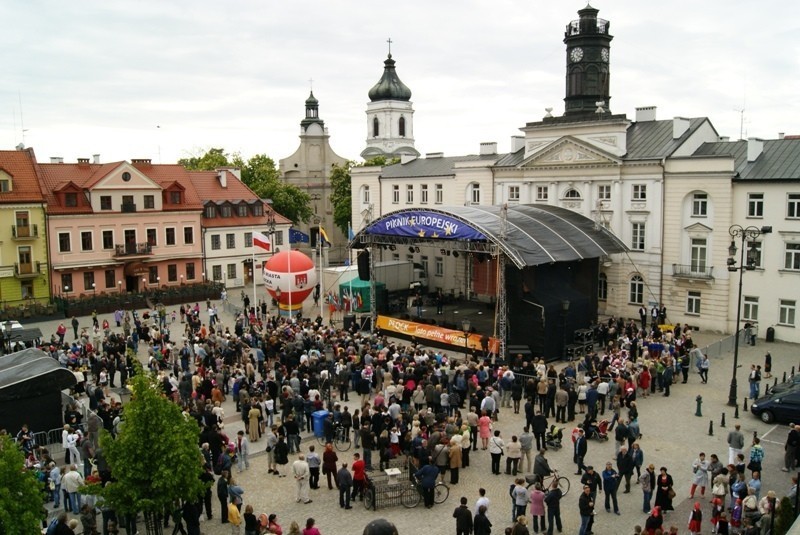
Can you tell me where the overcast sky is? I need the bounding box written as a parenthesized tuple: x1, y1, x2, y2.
(2, 1, 798, 166)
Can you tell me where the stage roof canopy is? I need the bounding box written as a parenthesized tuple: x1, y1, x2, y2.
(0, 348, 77, 401)
(351, 204, 628, 269)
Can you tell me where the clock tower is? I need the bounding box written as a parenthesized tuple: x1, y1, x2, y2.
(563, 4, 613, 116)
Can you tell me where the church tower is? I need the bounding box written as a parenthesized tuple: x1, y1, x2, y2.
(563, 4, 613, 116)
(361, 51, 419, 160)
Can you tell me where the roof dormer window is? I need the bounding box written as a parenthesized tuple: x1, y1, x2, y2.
(220, 204, 232, 217)
(64, 192, 78, 207)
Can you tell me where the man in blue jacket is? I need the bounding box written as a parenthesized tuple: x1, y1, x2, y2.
(415, 457, 440, 508)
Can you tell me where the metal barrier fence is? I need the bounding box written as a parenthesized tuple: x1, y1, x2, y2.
(697, 329, 747, 360)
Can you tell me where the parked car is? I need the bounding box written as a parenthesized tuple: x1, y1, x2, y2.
(766, 374, 800, 396)
(751, 389, 800, 423)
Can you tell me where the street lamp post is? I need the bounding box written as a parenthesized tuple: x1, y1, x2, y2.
(118, 280, 122, 294)
(561, 299, 571, 360)
(727, 224, 772, 406)
(462, 319, 471, 362)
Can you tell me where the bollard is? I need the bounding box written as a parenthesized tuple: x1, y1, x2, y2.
(721, 413, 727, 428)
(734, 405, 740, 419)
(775, 377, 779, 388)
(743, 397, 748, 411)
(695, 395, 703, 417)
(793, 366, 796, 376)
(753, 430, 758, 440)
(783, 371, 788, 383)
(708, 420, 714, 436)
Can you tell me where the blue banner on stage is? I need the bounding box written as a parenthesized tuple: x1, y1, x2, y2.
(366, 211, 486, 240)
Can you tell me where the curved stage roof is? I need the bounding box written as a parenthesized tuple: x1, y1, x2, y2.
(351, 204, 628, 269)
(0, 348, 77, 401)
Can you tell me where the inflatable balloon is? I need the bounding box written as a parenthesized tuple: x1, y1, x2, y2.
(262, 250, 317, 316)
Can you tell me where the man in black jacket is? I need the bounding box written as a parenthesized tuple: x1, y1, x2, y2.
(573, 428, 588, 474)
(616, 446, 635, 493)
(532, 410, 548, 451)
(216, 471, 229, 524)
(453, 496, 473, 535)
(578, 484, 595, 535)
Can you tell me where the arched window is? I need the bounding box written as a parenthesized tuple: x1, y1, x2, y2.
(598, 273, 608, 301)
(373, 117, 379, 137)
(399, 116, 406, 137)
(564, 188, 581, 199)
(629, 275, 644, 304)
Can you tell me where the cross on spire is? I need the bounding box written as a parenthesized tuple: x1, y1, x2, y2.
(308, 77, 314, 91)
(386, 37, 393, 55)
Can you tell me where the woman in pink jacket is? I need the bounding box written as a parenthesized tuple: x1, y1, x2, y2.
(529, 482, 546, 533)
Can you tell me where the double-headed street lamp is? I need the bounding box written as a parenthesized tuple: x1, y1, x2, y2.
(727, 224, 772, 407)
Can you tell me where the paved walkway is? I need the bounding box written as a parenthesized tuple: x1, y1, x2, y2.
(30, 296, 800, 535)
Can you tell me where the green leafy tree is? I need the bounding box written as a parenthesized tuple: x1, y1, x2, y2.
(91, 365, 205, 534)
(0, 434, 44, 534)
(177, 147, 230, 170)
(330, 156, 399, 236)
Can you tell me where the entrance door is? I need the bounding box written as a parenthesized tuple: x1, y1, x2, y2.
(18, 246, 32, 274)
(124, 229, 136, 254)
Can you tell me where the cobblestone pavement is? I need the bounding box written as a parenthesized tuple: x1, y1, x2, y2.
(33, 295, 800, 535)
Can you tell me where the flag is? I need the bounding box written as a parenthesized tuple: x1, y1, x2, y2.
(289, 228, 310, 244)
(253, 231, 271, 252)
(348, 224, 355, 241)
(319, 226, 331, 247)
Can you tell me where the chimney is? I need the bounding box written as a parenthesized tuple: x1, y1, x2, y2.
(425, 152, 444, 159)
(217, 170, 227, 188)
(479, 142, 497, 155)
(510, 136, 525, 153)
(216, 166, 241, 180)
(50, 157, 64, 164)
(747, 137, 764, 162)
(131, 158, 152, 165)
(400, 154, 417, 164)
(719, 136, 730, 142)
(635, 106, 657, 122)
(92, 154, 100, 164)
(779, 132, 785, 140)
(672, 117, 690, 139)
(77, 158, 90, 165)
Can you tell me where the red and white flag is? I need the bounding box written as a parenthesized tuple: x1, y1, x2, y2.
(253, 231, 271, 252)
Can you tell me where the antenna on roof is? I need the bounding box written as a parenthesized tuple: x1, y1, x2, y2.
(733, 107, 747, 141)
(18, 91, 28, 145)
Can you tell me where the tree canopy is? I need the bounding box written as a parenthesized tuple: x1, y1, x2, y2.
(0, 434, 44, 534)
(329, 156, 399, 236)
(179, 148, 313, 224)
(92, 365, 205, 518)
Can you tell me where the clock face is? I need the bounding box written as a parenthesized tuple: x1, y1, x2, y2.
(601, 48, 609, 62)
(570, 47, 584, 63)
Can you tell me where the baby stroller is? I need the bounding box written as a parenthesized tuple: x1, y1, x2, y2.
(586, 419, 610, 441)
(545, 425, 563, 449)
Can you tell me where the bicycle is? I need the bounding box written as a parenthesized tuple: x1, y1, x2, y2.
(316, 424, 352, 451)
(401, 477, 450, 508)
(525, 470, 570, 496)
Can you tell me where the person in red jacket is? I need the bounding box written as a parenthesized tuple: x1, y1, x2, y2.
(351, 452, 366, 501)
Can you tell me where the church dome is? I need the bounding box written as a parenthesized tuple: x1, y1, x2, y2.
(305, 91, 319, 106)
(368, 54, 412, 102)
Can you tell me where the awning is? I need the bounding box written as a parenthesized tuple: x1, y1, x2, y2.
(0, 348, 77, 401)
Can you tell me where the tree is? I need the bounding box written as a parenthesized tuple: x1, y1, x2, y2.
(330, 156, 400, 236)
(178, 148, 313, 224)
(0, 434, 44, 534)
(91, 365, 205, 535)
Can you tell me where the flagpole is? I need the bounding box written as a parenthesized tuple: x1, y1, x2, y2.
(318, 233, 323, 321)
(252, 240, 257, 322)
(288, 241, 292, 320)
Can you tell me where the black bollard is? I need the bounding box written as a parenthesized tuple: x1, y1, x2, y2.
(734, 405, 740, 419)
(743, 397, 749, 411)
(784, 371, 788, 383)
(721, 413, 726, 428)
(775, 377, 779, 388)
(708, 420, 714, 436)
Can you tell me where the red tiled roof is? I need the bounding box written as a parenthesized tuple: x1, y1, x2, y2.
(0, 148, 46, 203)
(188, 170, 292, 226)
(131, 163, 203, 209)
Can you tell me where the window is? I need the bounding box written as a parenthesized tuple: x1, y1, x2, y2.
(167, 264, 177, 282)
(435, 184, 443, 204)
(392, 253, 400, 261)
(421, 184, 428, 204)
(237, 204, 248, 217)
(687, 291, 701, 315)
(100, 196, 112, 210)
(121, 195, 134, 209)
(165, 228, 176, 246)
(629, 275, 644, 304)
(245, 232, 253, 248)
(102, 230, 113, 250)
(470, 183, 481, 204)
(204, 206, 216, 218)
(420, 255, 429, 274)
(362, 186, 370, 205)
(508, 186, 520, 201)
(169, 191, 181, 204)
(149, 266, 159, 284)
(226, 234, 235, 249)
(598, 273, 608, 301)
(211, 235, 221, 250)
(80, 231, 92, 251)
(186, 262, 195, 280)
(15, 211, 29, 231)
(564, 188, 581, 199)
(0, 178, 9, 192)
(632, 184, 647, 201)
(597, 185, 611, 200)
(58, 232, 71, 253)
(273, 231, 283, 246)
(406, 254, 414, 263)
(64, 192, 78, 207)
(392, 185, 399, 204)
(227, 263, 237, 279)
(83, 272, 95, 292)
(631, 223, 645, 251)
(212, 265, 222, 281)
(143, 195, 155, 209)
(435, 257, 444, 277)
(788, 194, 800, 219)
(183, 227, 194, 244)
(748, 193, 764, 218)
(406, 184, 414, 204)
(373, 117, 379, 137)
(61, 274, 73, 293)
(399, 116, 406, 137)
(692, 193, 708, 217)
(747, 240, 762, 268)
(743, 296, 759, 322)
(220, 205, 232, 217)
(785, 243, 800, 270)
(252, 204, 263, 216)
(536, 186, 549, 201)
(104, 269, 115, 289)
(146, 228, 157, 247)
(779, 300, 796, 327)
(690, 238, 707, 272)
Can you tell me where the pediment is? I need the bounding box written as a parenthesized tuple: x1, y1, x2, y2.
(54, 180, 83, 193)
(519, 136, 621, 168)
(90, 162, 162, 191)
(684, 222, 713, 233)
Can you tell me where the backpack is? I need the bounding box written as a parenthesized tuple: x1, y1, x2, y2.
(46, 518, 58, 535)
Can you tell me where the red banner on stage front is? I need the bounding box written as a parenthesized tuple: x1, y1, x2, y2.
(376, 315, 500, 355)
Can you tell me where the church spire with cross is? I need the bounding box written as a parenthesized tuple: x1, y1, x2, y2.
(300, 78, 324, 131)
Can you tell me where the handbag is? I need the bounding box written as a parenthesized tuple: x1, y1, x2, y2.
(667, 487, 676, 499)
(746, 460, 761, 472)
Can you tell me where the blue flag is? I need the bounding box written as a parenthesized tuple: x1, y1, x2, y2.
(289, 228, 310, 244)
(348, 224, 355, 241)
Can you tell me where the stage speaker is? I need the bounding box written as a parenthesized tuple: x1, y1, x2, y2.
(357, 250, 370, 280)
(343, 314, 356, 330)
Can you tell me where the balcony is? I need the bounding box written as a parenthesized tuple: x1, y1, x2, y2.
(121, 203, 137, 213)
(14, 261, 42, 279)
(11, 224, 38, 239)
(114, 243, 153, 257)
(672, 264, 714, 280)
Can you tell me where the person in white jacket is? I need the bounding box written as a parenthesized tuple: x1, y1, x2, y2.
(66, 430, 82, 467)
(61, 465, 84, 514)
(292, 454, 312, 504)
(235, 430, 250, 472)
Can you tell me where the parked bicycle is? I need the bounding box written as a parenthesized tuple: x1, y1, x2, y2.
(401, 476, 450, 508)
(316, 423, 352, 451)
(525, 470, 570, 496)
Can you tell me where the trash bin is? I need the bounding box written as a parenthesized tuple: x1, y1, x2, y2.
(312, 410, 329, 438)
(766, 326, 775, 342)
